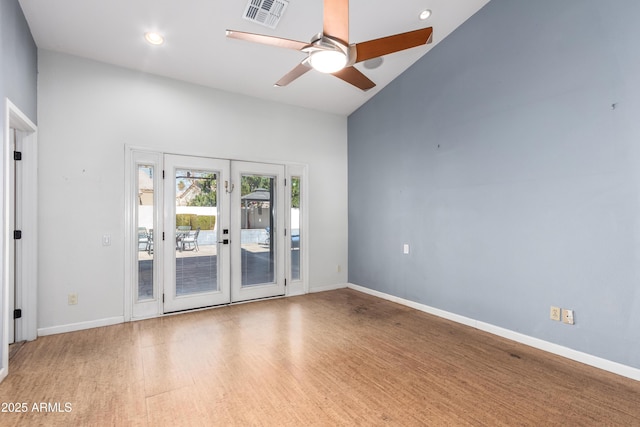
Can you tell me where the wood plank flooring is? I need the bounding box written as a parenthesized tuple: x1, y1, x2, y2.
(1, 289, 639, 426)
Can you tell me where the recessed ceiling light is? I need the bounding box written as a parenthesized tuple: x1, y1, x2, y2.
(419, 9, 432, 20)
(144, 32, 164, 45)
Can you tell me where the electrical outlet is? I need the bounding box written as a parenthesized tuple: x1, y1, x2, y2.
(68, 293, 78, 305)
(562, 308, 574, 325)
(550, 306, 561, 321)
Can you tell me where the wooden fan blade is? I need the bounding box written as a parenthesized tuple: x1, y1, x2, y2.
(355, 27, 433, 63)
(226, 30, 308, 51)
(275, 62, 313, 87)
(323, 0, 349, 44)
(332, 66, 376, 91)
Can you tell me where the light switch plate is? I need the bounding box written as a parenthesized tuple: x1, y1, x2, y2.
(562, 309, 574, 325)
(68, 293, 78, 305)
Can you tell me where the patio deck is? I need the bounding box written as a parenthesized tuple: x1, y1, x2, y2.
(137, 243, 299, 301)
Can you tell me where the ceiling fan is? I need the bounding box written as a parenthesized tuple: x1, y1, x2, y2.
(226, 0, 433, 91)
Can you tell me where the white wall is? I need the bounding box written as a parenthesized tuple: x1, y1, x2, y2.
(1, 0, 38, 379)
(37, 50, 348, 331)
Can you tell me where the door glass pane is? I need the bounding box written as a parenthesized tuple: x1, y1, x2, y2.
(291, 176, 301, 281)
(175, 169, 218, 296)
(240, 174, 275, 286)
(137, 165, 154, 301)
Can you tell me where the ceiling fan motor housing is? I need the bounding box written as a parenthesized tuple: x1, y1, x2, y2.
(304, 33, 357, 68)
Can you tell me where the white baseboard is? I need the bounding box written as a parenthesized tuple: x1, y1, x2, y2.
(37, 316, 124, 337)
(286, 282, 306, 297)
(36, 286, 340, 336)
(347, 283, 640, 382)
(287, 288, 306, 297)
(309, 283, 348, 293)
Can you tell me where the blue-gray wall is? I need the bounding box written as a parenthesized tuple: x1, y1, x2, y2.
(348, 0, 640, 369)
(0, 0, 37, 367)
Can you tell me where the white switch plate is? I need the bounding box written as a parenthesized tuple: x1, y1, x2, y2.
(403, 244, 410, 254)
(68, 293, 78, 305)
(562, 309, 574, 325)
(102, 234, 111, 246)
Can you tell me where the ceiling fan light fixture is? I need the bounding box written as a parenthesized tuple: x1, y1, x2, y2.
(144, 32, 164, 45)
(309, 49, 347, 73)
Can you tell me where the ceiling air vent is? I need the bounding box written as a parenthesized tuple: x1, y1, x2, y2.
(243, 0, 289, 29)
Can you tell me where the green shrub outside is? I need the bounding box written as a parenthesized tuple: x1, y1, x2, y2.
(176, 214, 195, 227)
(175, 214, 216, 230)
(192, 215, 216, 230)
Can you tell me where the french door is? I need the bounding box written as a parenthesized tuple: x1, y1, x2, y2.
(230, 161, 285, 302)
(162, 155, 231, 312)
(162, 155, 285, 313)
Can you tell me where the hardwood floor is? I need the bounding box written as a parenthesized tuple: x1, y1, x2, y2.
(1, 289, 639, 426)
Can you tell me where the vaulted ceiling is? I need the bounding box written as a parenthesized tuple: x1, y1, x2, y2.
(19, 0, 489, 115)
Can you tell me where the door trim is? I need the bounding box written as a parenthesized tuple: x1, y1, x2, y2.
(230, 161, 286, 303)
(2, 99, 38, 382)
(285, 164, 309, 296)
(124, 147, 308, 320)
(163, 155, 231, 313)
(125, 150, 164, 320)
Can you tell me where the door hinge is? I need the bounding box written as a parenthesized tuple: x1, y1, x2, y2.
(284, 178, 287, 186)
(14, 230, 22, 240)
(284, 279, 287, 287)
(162, 294, 165, 303)
(14, 151, 22, 161)
(13, 309, 22, 319)
(162, 170, 165, 179)
(284, 228, 287, 236)
(162, 232, 165, 241)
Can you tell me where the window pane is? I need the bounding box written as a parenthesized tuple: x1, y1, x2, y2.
(137, 164, 154, 301)
(291, 176, 300, 281)
(175, 169, 219, 296)
(240, 174, 275, 286)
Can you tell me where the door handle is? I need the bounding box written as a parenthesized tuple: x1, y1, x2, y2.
(218, 239, 230, 245)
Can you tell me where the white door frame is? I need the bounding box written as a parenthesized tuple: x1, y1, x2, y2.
(125, 147, 308, 320)
(124, 149, 164, 320)
(2, 99, 38, 382)
(163, 155, 231, 312)
(230, 161, 285, 302)
(284, 164, 309, 297)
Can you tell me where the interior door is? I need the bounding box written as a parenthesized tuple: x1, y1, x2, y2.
(163, 155, 231, 312)
(231, 161, 285, 302)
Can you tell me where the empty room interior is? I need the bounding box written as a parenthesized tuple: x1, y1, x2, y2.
(1, 0, 640, 424)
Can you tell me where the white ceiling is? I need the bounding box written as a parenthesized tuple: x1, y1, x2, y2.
(19, 0, 489, 116)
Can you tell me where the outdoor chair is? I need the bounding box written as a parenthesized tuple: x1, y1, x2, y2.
(146, 229, 154, 254)
(138, 227, 149, 251)
(176, 226, 191, 250)
(182, 227, 200, 251)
